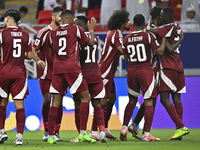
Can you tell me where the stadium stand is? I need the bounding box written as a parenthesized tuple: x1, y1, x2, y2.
(38, 10, 52, 24)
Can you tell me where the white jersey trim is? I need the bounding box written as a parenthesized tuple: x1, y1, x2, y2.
(144, 76, 155, 99)
(40, 57, 48, 79)
(165, 26, 174, 38)
(0, 86, 8, 98)
(70, 73, 83, 94)
(127, 86, 142, 97)
(160, 69, 177, 92)
(13, 78, 28, 99)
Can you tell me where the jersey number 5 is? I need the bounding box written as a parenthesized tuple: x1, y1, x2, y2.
(127, 44, 147, 62)
(13, 39, 21, 58)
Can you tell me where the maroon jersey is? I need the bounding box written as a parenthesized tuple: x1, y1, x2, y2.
(50, 24, 90, 74)
(79, 32, 102, 84)
(157, 23, 183, 72)
(0, 26, 32, 78)
(99, 29, 122, 79)
(123, 30, 160, 75)
(0, 26, 3, 30)
(33, 25, 54, 80)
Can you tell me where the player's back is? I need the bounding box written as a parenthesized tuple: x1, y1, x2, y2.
(124, 30, 154, 68)
(157, 23, 183, 71)
(80, 32, 102, 84)
(50, 24, 89, 74)
(99, 29, 122, 78)
(0, 27, 31, 78)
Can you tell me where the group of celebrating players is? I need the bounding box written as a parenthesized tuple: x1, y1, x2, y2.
(0, 5, 190, 145)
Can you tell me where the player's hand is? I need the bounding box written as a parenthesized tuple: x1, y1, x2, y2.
(87, 17, 96, 31)
(37, 60, 45, 70)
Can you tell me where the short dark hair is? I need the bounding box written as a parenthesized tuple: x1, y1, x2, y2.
(107, 9, 129, 30)
(19, 6, 28, 14)
(162, 7, 174, 21)
(76, 15, 88, 24)
(61, 9, 74, 17)
(133, 14, 145, 26)
(4, 9, 20, 24)
(150, 6, 162, 20)
(52, 6, 64, 14)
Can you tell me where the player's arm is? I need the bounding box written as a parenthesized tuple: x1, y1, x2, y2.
(25, 51, 32, 60)
(32, 46, 45, 70)
(146, 27, 158, 35)
(166, 31, 184, 53)
(154, 37, 166, 56)
(49, 47, 54, 56)
(86, 17, 96, 47)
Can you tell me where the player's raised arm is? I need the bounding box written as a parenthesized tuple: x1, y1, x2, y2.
(166, 31, 184, 53)
(86, 17, 96, 47)
(154, 37, 166, 56)
(146, 27, 159, 35)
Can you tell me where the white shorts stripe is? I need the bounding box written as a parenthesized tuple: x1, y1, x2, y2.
(49, 84, 59, 94)
(144, 76, 155, 99)
(70, 73, 83, 94)
(178, 86, 186, 93)
(0, 86, 8, 98)
(14, 78, 28, 99)
(160, 69, 177, 92)
(94, 86, 106, 99)
(127, 86, 142, 97)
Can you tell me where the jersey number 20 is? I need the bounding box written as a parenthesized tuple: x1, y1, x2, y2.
(127, 44, 147, 62)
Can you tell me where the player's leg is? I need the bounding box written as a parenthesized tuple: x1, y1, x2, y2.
(47, 94, 63, 144)
(71, 94, 81, 143)
(39, 79, 52, 141)
(54, 103, 63, 141)
(160, 69, 189, 139)
(77, 90, 96, 143)
(91, 99, 107, 142)
(140, 98, 160, 141)
(0, 98, 8, 143)
(14, 99, 25, 145)
(120, 95, 137, 141)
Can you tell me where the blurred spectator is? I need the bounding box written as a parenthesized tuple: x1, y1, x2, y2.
(0, 6, 28, 21)
(100, 0, 121, 25)
(180, 7, 200, 32)
(44, 0, 62, 10)
(126, 0, 150, 24)
(0, 0, 5, 9)
(88, 0, 101, 11)
(181, 0, 200, 21)
(57, 0, 88, 17)
(36, 0, 44, 18)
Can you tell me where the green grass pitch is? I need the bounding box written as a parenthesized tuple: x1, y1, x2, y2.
(1, 129, 200, 150)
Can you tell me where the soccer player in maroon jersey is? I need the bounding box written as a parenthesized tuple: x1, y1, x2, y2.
(98, 9, 131, 139)
(32, 6, 64, 142)
(120, 14, 166, 141)
(47, 10, 96, 144)
(0, 9, 32, 145)
(147, 7, 190, 140)
(71, 15, 107, 143)
(128, 6, 184, 140)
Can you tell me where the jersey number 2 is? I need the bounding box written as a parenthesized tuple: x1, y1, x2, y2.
(58, 38, 67, 55)
(13, 39, 21, 58)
